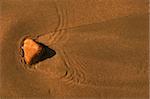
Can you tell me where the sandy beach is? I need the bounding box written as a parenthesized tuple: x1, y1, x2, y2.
(0, 0, 149, 98)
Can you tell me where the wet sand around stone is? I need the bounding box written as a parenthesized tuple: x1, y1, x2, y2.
(0, 0, 149, 98)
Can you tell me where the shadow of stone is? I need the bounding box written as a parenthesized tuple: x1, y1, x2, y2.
(29, 42, 56, 65)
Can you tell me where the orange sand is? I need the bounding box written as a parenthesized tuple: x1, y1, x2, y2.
(0, 0, 149, 98)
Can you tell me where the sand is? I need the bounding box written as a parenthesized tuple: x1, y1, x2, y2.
(0, 0, 149, 98)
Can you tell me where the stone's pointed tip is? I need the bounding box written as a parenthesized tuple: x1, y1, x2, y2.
(23, 38, 43, 65)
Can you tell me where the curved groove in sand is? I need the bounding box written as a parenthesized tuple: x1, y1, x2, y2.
(34, 1, 69, 45)
(50, 1, 68, 44)
(59, 49, 87, 85)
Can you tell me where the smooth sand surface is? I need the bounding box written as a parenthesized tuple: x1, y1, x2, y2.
(0, 0, 149, 98)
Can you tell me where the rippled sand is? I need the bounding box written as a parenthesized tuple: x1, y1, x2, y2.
(0, 0, 149, 98)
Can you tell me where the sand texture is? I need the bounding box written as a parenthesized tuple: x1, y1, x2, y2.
(0, 0, 149, 98)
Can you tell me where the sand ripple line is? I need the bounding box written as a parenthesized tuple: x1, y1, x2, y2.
(49, 1, 68, 44)
(34, 1, 69, 45)
(59, 49, 87, 86)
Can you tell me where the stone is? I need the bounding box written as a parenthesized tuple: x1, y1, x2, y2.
(23, 38, 43, 65)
